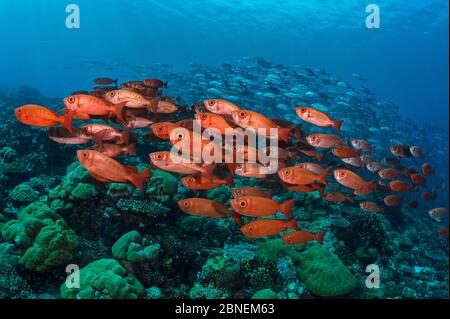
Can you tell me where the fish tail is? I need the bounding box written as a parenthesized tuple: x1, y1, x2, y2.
(130, 168, 151, 191)
(313, 183, 325, 196)
(228, 211, 242, 225)
(201, 163, 216, 179)
(334, 119, 344, 131)
(121, 128, 131, 145)
(277, 127, 292, 143)
(315, 232, 326, 245)
(279, 199, 296, 218)
(227, 163, 237, 176)
(62, 109, 76, 134)
(287, 216, 299, 231)
(163, 81, 169, 89)
(317, 166, 332, 185)
(112, 102, 127, 121)
(223, 175, 235, 187)
(126, 143, 137, 156)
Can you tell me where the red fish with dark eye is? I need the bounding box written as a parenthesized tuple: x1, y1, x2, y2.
(378, 168, 401, 179)
(332, 145, 361, 159)
(410, 173, 426, 186)
(240, 217, 299, 238)
(353, 181, 378, 196)
(384, 194, 403, 206)
(231, 187, 272, 199)
(282, 230, 325, 245)
(389, 144, 412, 158)
(230, 196, 296, 218)
(77, 150, 150, 190)
(409, 146, 423, 157)
(231, 110, 292, 143)
(195, 112, 237, 135)
(360, 201, 385, 213)
(181, 175, 234, 190)
(15, 104, 73, 133)
(366, 161, 384, 173)
(150, 122, 180, 140)
(333, 169, 374, 190)
(278, 166, 331, 185)
(351, 139, 373, 152)
(428, 207, 447, 222)
(389, 180, 413, 192)
(177, 198, 241, 225)
(295, 106, 344, 131)
(383, 157, 400, 167)
(342, 157, 362, 168)
(323, 191, 355, 204)
(306, 133, 344, 149)
(421, 163, 435, 176)
(204, 99, 241, 115)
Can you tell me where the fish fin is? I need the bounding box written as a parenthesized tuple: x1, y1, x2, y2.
(93, 129, 108, 149)
(163, 81, 168, 89)
(112, 102, 127, 121)
(130, 168, 151, 191)
(279, 199, 296, 218)
(227, 163, 237, 176)
(126, 143, 137, 156)
(125, 165, 139, 174)
(312, 184, 325, 197)
(333, 120, 344, 131)
(223, 175, 235, 187)
(89, 171, 111, 183)
(121, 128, 131, 145)
(315, 232, 326, 245)
(73, 112, 91, 120)
(62, 109, 76, 134)
(317, 166, 332, 185)
(277, 127, 292, 143)
(201, 163, 216, 179)
(287, 216, 299, 231)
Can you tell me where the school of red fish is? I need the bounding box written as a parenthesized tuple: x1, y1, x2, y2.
(14, 76, 449, 244)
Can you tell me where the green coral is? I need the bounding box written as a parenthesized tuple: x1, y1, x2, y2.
(111, 230, 160, 263)
(1, 201, 79, 272)
(8, 184, 40, 204)
(256, 238, 302, 264)
(297, 243, 358, 297)
(60, 259, 146, 299)
(107, 183, 133, 198)
(0, 242, 20, 266)
(146, 170, 178, 204)
(251, 288, 278, 299)
(69, 183, 98, 200)
(20, 219, 79, 272)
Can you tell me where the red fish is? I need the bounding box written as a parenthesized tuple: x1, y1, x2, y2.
(389, 180, 413, 192)
(195, 113, 237, 135)
(384, 194, 403, 206)
(151, 122, 180, 140)
(15, 105, 72, 132)
(77, 150, 150, 190)
(360, 201, 384, 213)
(366, 162, 383, 173)
(351, 139, 373, 152)
(230, 196, 296, 218)
(143, 78, 168, 89)
(410, 173, 426, 186)
(231, 187, 272, 199)
(389, 144, 412, 158)
(306, 133, 343, 149)
(94, 77, 118, 85)
(378, 168, 401, 179)
(278, 166, 331, 185)
(181, 175, 234, 190)
(80, 124, 130, 146)
(295, 106, 343, 131)
(204, 99, 241, 115)
(409, 146, 423, 157)
(421, 190, 437, 201)
(240, 217, 299, 238)
(333, 169, 373, 190)
(231, 110, 292, 143)
(429, 208, 447, 222)
(332, 146, 361, 159)
(177, 198, 241, 225)
(282, 231, 325, 245)
(437, 227, 449, 239)
(149, 151, 215, 176)
(323, 191, 355, 204)
(295, 163, 326, 175)
(421, 163, 435, 176)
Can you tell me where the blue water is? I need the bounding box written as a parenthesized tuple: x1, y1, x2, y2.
(0, 0, 448, 129)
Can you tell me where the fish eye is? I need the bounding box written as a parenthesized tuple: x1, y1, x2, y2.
(109, 91, 116, 97)
(183, 201, 190, 207)
(207, 100, 215, 106)
(238, 111, 246, 118)
(157, 127, 164, 132)
(17, 108, 22, 113)
(82, 152, 88, 158)
(236, 164, 243, 169)
(177, 133, 184, 140)
(68, 96, 75, 103)
(284, 169, 291, 176)
(156, 154, 163, 160)
(338, 171, 345, 177)
(248, 226, 255, 232)
(187, 177, 194, 183)
(301, 108, 307, 113)
(239, 200, 247, 208)
(286, 235, 293, 242)
(200, 114, 207, 120)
